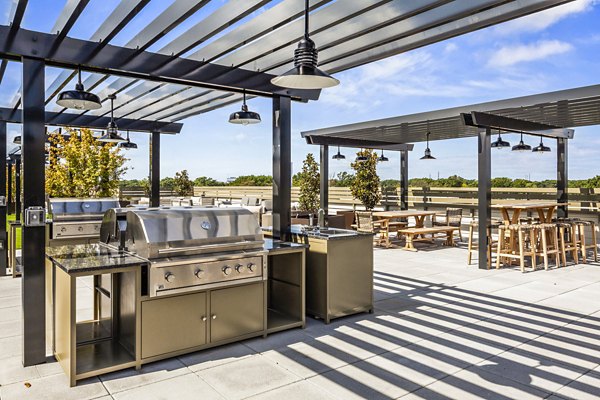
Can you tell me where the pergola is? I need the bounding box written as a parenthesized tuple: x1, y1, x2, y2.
(0, 0, 574, 366)
(301, 83, 600, 270)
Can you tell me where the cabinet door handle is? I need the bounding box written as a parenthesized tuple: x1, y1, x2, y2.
(201, 316, 207, 322)
(211, 314, 217, 320)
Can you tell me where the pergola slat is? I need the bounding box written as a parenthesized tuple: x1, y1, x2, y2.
(0, 0, 27, 84)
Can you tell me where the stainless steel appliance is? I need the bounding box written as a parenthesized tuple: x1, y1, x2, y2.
(48, 198, 121, 244)
(103, 207, 267, 297)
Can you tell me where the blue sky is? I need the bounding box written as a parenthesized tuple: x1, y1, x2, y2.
(2, 0, 600, 182)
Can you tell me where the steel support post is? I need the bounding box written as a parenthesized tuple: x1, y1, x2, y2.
(320, 145, 329, 216)
(149, 131, 160, 208)
(0, 122, 7, 276)
(557, 138, 568, 218)
(477, 129, 492, 270)
(15, 158, 21, 221)
(400, 149, 409, 210)
(272, 96, 291, 240)
(21, 57, 46, 366)
(7, 162, 12, 214)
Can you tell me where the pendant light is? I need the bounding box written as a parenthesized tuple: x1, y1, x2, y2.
(532, 136, 551, 153)
(57, 67, 102, 110)
(377, 149, 389, 162)
(355, 149, 368, 162)
(13, 136, 21, 145)
(491, 130, 510, 149)
(511, 132, 531, 152)
(228, 90, 261, 125)
(420, 132, 436, 160)
(332, 146, 345, 160)
(119, 130, 138, 150)
(98, 94, 126, 143)
(271, 0, 339, 89)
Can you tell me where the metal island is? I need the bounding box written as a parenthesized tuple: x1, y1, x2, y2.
(45, 208, 306, 386)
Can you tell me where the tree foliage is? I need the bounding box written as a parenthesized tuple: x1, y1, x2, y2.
(228, 175, 272, 186)
(297, 153, 320, 212)
(194, 176, 222, 186)
(46, 128, 127, 198)
(173, 170, 194, 196)
(329, 171, 355, 187)
(350, 149, 381, 210)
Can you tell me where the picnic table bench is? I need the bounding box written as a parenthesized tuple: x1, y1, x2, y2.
(397, 225, 458, 251)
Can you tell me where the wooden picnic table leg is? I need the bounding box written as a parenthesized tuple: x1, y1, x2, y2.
(403, 233, 417, 251)
(508, 209, 521, 261)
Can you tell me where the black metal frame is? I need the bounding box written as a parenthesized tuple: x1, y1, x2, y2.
(0, 121, 6, 276)
(272, 96, 292, 240)
(21, 57, 47, 366)
(320, 145, 329, 217)
(477, 129, 492, 270)
(400, 149, 409, 210)
(557, 138, 568, 218)
(149, 131, 160, 208)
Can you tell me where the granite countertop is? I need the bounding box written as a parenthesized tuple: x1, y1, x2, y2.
(262, 224, 372, 241)
(46, 243, 147, 274)
(263, 238, 308, 253)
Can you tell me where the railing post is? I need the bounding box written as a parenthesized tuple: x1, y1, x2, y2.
(478, 128, 492, 270)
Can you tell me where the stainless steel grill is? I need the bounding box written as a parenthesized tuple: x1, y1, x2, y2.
(48, 198, 121, 243)
(103, 207, 267, 297)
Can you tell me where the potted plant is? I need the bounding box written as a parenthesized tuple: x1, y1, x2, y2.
(296, 153, 320, 223)
(350, 149, 381, 210)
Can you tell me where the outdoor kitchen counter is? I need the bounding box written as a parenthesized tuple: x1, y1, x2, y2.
(262, 224, 373, 241)
(46, 243, 148, 274)
(263, 238, 308, 253)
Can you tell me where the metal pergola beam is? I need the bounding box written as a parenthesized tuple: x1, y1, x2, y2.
(0, 121, 7, 276)
(0, 26, 320, 102)
(0, 0, 27, 84)
(304, 134, 414, 151)
(0, 107, 183, 134)
(477, 129, 492, 270)
(557, 138, 568, 218)
(320, 145, 329, 217)
(272, 96, 292, 240)
(465, 112, 575, 139)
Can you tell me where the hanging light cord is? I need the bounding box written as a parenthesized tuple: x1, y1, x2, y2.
(110, 96, 114, 122)
(304, 0, 309, 39)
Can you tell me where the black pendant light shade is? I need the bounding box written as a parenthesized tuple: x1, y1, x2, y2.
(57, 67, 102, 110)
(378, 149, 389, 162)
(355, 149, 368, 162)
(119, 131, 138, 150)
(13, 135, 21, 145)
(512, 132, 532, 152)
(229, 90, 261, 125)
(98, 94, 126, 143)
(332, 146, 345, 160)
(271, 0, 339, 89)
(420, 132, 436, 160)
(532, 136, 551, 153)
(491, 131, 510, 149)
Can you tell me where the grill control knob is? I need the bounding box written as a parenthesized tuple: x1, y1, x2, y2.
(164, 273, 175, 283)
(235, 264, 246, 273)
(78, 226, 84, 232)
(247, 263, 256, 272)
(195, 269, 204, 279)
(222, 266, 232, 275)
(60, 227, 67, 233)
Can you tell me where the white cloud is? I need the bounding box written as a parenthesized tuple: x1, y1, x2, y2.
(488, 40, 573, 67)
(494, 0, 595, 35)
(444, 43, 458, 54)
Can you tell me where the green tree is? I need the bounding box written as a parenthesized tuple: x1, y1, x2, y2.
(160, 177, 176, 190)
(173, 170, 194, 196)
(228, 175, 272, 186)
(491, 177, 513, 187)
(329, 171, 355, 187)
(46, 128, 127, 197)
(194, 176, 221, 186)
(297, 153, 320, 212)
(350, 149, 381, 210)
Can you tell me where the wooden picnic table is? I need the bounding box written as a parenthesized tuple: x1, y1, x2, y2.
(492, 202, 568, 225)
(372, 210, 438, 247)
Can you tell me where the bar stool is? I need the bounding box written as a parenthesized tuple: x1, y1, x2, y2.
(467, 219, 501, 268)
(574, 219, 598, 263)
(535, 223, 561, 270)
(496, 224, 537, 273)
(555, 221, 579, 266)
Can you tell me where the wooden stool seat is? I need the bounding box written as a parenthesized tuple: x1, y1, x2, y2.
(467, 220, 500, 268)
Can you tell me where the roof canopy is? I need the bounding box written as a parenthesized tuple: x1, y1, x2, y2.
(301, 83, 600, 144)
(0, 0, 572, 132)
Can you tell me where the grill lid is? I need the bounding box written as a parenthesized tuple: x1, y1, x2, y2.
(125, 207, 264, 259)
(49, 198, 121, 221)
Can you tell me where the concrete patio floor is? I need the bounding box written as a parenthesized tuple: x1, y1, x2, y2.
(1, 243, 600, 400)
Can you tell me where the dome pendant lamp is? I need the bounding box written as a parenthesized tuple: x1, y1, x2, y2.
(271, 0, 339, 89)
(420, 132, 436, 160)
(57, 67, 102, 110)
(532, 136, 551, 153)
(98, 94, 126, 143)
(228, 90, 261, 125)
(511, 132, 532, 152)
(378, 149, 389, 162)
(355, 148, 368, 162)
(119, 130, 138, 150)
(332, 146, 345, 160)
(491, 130, 510, 149)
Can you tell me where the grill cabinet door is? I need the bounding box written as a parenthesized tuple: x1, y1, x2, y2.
(210, 283, 264, 343)
(141, 292, 207, 359)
